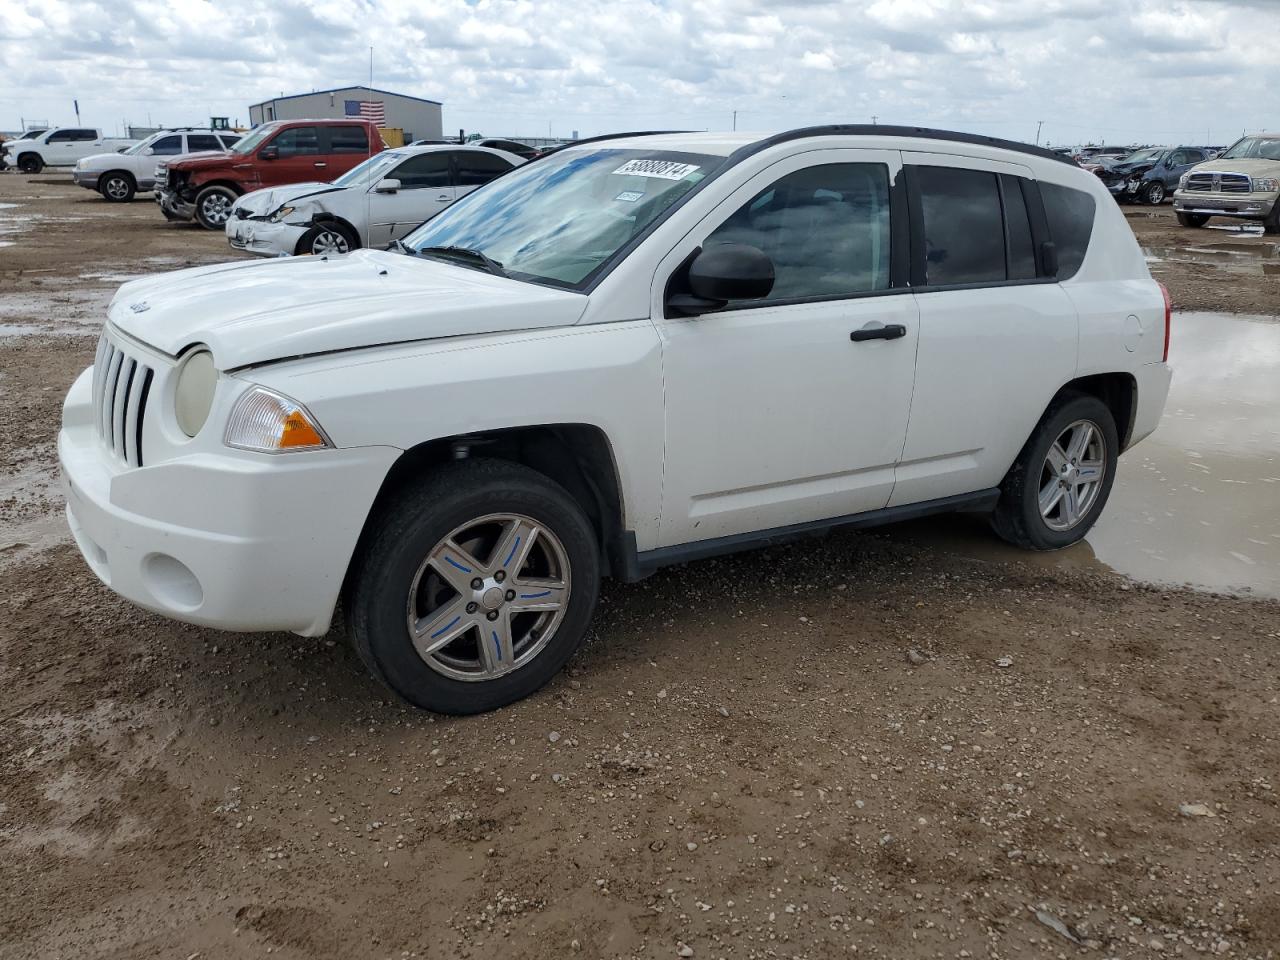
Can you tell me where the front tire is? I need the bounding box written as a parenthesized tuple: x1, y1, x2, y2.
(348, 459, 601, 714)
(1176, 212, 1209, 228)
(297, 221, 358, 256)
(991, 393, 1119, 551)
(17, 153, 42, 174)
(99, 171, 135, 203)
(193, 185, 238, 230)
(1142, 181, 1166, 205)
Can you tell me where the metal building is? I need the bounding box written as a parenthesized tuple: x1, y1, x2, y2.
(248, 86, 443, 142)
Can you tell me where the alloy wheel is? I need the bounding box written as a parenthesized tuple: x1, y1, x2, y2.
(1148, 183, 1165, 204)
(1038, 419, 1106, 531)
(201, 192, 232, 225)
(104, 177, 130, 200)
(406, 513, 571, 682)
(311, 229, 350, 255)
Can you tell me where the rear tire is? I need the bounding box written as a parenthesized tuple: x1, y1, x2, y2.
(1176, 212, 1209, 228)
(99, 172, 135, 203)
(990, 393, 1119, 551)
(17, 153, 42, 174)
(193, 185, 238, 230)
(348, 459, 601, 714)
(297, 221, 359, 256)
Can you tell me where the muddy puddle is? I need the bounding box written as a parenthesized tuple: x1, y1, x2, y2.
(889, 311, 1280, 598)
(1144, 236, 1280, 278)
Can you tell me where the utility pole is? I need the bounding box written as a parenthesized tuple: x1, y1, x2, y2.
(1035, 119, 1044, 145)
(369, 47, 374, 88)
(732, 110, 737, 131)
(871, 115, 878, 125)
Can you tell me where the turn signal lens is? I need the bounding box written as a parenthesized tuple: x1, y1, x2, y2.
(1158, 281, 1172, 362)
(224, 386, 331, 454)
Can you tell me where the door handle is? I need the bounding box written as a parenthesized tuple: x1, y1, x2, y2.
(314, 162, 327, 167)
(436, 194, 451, 202)
(850, 323, 907, 342)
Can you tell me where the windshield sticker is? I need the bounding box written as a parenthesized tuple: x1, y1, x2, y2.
(614, 190, 645, 203)
(612, 159, 701, 180)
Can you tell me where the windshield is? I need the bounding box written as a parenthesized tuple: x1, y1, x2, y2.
(231, 124, 279, 155)
(17, 129, 46, 141)
(122, 133, 159, 156)
(1122, 148, 1164, 163)
(404, 148, 724, 287)
(333, 150, 407, 188)
(1220, 136, 1280, 161)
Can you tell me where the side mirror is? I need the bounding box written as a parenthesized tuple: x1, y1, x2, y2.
(143, 147, 155, 156)
(374, 178, 401, 194)
(668, 243, 775, 315)
(260, 145, 278, 161)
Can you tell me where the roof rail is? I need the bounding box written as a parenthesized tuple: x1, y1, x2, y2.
(732, 125, 1077, 166)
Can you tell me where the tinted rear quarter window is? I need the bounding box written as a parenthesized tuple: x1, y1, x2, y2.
(1039, 182, 1095, 280)
(454, 151, 515, 187)
(328, 125, 369, 154)
(916, 166, 1005, 286)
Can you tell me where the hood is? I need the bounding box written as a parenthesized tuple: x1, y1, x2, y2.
(1186, 157, 1280, 177)
(235, 182, 344, 216)
(107, 249, 589, 370)
(166, 150, 237, 172)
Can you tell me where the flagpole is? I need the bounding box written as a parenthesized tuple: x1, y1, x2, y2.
(369, 47, 373, 89)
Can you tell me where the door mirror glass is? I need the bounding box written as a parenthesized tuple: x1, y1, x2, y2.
(670, 243, 775, 315)
(143, 147, 155, 156)
(374, 178, 401, 194)
(260, 145, 278, 160)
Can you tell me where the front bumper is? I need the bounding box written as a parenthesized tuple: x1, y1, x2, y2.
(155, 187, 195, 221)
(59, 366, 398, 637)
(72, 170, 101, 190)
(226, 217, 307, 257)
(1172, 191, 1275, 219)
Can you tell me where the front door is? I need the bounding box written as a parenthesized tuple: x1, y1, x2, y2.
(654, 150, 920, 546)
(259, 126, 322, 187)
(366, 151, 454, 248)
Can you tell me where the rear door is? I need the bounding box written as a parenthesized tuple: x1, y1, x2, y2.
(261, 125, 322, 186)
(452, 150, 517, 200)
(323, 124, 374, 178)
(889, 157, 1077, 507)
(366, 151, 454, 247)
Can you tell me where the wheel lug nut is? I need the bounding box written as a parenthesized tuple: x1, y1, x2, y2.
(495, 570, 506, 583)
(470, 577, 483, 590)
(486, 610, 499, 621)
(505, 590, 516, 601)
(465, 602, 478, 614)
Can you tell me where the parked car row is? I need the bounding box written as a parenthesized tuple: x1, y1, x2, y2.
(73, 128, 242, 202)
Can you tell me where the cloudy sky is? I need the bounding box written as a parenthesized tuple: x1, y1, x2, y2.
(1, 0, 1275, 147)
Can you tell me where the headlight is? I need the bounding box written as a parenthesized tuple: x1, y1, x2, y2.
(268, 205, 296, 223)
(174, 349, 218, 437)
(1178, 173, 1190, 188)
(1252, 177, 1279, 193)
(224, 386, 331, 454)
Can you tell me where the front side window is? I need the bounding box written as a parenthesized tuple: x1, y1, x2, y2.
(272, 127, 320, 157)
(1040, 182, 1096, 280)
(150, 135, 182, 155)
(705, 163, 891, 301)
(328, 125, 369, 154)
(392, 152, 451, 189)
(404, 148, 725, 287)
(454, 151, 515, 187)
(47, 130, 74, 143)
(916, 166, 1006, 286)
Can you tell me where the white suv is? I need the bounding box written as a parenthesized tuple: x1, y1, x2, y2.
(72, 129, 242, 202)
(59, 127, 1172, 714)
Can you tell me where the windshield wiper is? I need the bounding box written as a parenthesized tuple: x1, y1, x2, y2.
(414, 245, 508, 278)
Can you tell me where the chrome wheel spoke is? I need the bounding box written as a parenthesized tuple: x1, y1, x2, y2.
(427, 539, 486, 593)
(1045, 441, 1069, 473)
(1065, 422, 1094, 463)
(1039, 479, 1064, 516)
(508, 579, 567, 613)
(1060, 481, 1082, 525)
(411, 598, 474, 656)
(478, 613, 515, 677)
(490, 518, 538, 577)
(1076, 459, 1104, 482)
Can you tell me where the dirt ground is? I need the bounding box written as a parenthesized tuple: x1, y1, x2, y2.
(1, 175, 1278, 960)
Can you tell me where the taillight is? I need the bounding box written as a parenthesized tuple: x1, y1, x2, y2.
(1158, 281, 1172, 361)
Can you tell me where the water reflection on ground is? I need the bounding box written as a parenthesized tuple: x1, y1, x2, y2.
(887, 312, 1280, 598)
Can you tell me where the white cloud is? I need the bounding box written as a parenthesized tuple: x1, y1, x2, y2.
(0, 0, 1274, 147)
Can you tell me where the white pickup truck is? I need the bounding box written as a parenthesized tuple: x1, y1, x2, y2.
(2, 127, 136, 173)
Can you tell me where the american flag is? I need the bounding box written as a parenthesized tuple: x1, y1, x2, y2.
(344, 99, 386, 126)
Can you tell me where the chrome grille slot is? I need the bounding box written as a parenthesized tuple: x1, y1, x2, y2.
(92, 333, 155, 468)
(1184, 171, 1253, 193)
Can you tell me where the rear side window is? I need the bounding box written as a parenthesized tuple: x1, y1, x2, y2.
(393, 152, 451, 189)
(272, 127, 320, 157)
(916, 166, 1005, 286)
(73, 130, 99, 141)
(706, 162, 891, 301)
(1040, 182, 1095, 280)
(454, 151, 515, 187)
(187, 134, 223, 151)
(151, 135, 183, 155)
(328, 125, 369, 154)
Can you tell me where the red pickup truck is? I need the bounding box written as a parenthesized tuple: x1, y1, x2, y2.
(155, 118, 385, 230)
